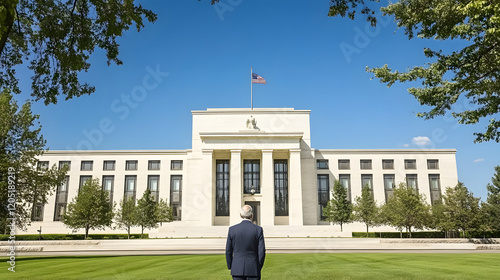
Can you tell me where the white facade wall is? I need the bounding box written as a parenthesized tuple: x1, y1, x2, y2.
(29, 108, 458, 236)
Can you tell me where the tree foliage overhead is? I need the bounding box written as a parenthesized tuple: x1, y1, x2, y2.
(0, 0, 157, 105)
(62, 178, 114, 238)
(328, 0, 500, 143)
(328, 0, 379, 26)
(0, 89, 66, 232)
(323, 180, 352, 232)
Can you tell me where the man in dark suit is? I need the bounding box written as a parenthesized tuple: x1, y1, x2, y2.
(226, 205, 266, 280)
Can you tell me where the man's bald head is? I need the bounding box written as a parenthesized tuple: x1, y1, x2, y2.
(240, 205, 253, 220)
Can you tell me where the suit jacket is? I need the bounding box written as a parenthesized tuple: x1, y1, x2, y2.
(225, 220, 266, 277)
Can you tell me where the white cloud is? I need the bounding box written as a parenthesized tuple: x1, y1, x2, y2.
(411, 136, 432, 146)
(473, 158, 484, 163)
(403, 144, 409, 147)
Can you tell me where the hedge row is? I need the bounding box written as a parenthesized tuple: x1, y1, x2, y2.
(463, 231, 500, 238)
(353, 231, 500, 238)
(0, 233, 149, 241)
(352, 231, 446, 238)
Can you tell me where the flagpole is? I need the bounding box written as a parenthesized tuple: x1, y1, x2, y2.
(250, 67, 253, 110)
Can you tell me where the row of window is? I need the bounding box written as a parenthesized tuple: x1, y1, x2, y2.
(44, 175, 183, 222)
(317, 173, 442, 219)
(316, 159, 439, 170)
(39, 160, 183, 172)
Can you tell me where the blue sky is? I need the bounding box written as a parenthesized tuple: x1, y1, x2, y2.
(14, 1, 499, 200)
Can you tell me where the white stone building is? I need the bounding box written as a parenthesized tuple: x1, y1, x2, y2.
(30, 108, 458, 237)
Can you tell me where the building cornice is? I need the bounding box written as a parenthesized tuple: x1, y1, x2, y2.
(192, 108, 311, 115)
(199, 131, 303, 140)
(315, 149, 457, 154)
(42, 150, 189, 156)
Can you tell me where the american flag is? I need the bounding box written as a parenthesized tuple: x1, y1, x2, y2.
(251, 73, 267, 84)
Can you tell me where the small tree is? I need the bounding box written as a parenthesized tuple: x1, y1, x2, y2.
(430, 201, 456, 238)
(442, 182, 483, 237)
(136, 189, 159, 235)
(483, 165, 500, 231)
(353, 185, 380, 236)
(0, 89, 67, 233)
(156, 198, 173, 226)
(115, 197, 137, 239)
(62, 178, 113, 238)
(323, 180, 352, 232)
(381, 183, 431, 238)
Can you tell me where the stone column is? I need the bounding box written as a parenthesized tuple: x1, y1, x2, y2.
(289, 148, 304, 226)
(260, 149, 274, 226)
(229, 150, 242, 225)
(201, 149, 214, 226)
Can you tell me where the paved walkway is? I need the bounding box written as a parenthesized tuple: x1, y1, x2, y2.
(2, 238, 499, 256)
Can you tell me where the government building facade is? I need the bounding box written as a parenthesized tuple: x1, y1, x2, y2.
(31, 108, 458, 237)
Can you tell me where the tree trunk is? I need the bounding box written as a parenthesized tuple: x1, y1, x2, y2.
(408, 227, 412, 238)
(85, 226, 89, 239)
(127, 226, 130, 239)
(366, 224, 369, 237)
(340, 222, 343, 232)
(0, 0, 16, 56)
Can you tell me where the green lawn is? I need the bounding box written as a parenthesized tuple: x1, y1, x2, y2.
(1, 253, 499, 279)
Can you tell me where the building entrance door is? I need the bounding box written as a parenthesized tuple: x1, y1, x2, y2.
(245, 201, 260, 226)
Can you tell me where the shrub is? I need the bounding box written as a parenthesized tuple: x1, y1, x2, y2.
(0, 233, 149, 241)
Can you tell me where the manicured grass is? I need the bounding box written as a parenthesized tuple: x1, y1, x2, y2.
(2, 253, 500, 279)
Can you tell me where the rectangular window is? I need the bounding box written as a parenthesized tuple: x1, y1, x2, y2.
(382, 159, 394, 170)
(360, 159, 372, 170)
(316, 159, 329, 169)
(102, 175, 114, 204)
(384, 174, 395, 202)
(339, 174, 351, 202)
(58, 161, 71, 171)
(244, 160, 260, 194)
(54, 176, 69, 221)
(124, 175, 137, 201)
(31, 202, 44, 222)
(81, 161, 93, 171)
(170, 175, 183, 220)
(171, 160, 183, 170)
(361, 174, 373, 190)
(338, 159, 350, 170)
(406, 174, 418, 191)
(429, 174, 441, 204)
(125, 160, 138, 170)
(148, 175, 160, 202)
(216, 160, 230, 216)
(427, 159, 439, 169)
(53, 203, 66, 222)
(79, 175, 92, 190)
(317, 174, 329, 220)
(274, 159, 288, 216)
(148, 160, 161, 170)
(38, 161, 49, 171)
(405, 159, 416, 169)
(103, 160, 115, 171)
